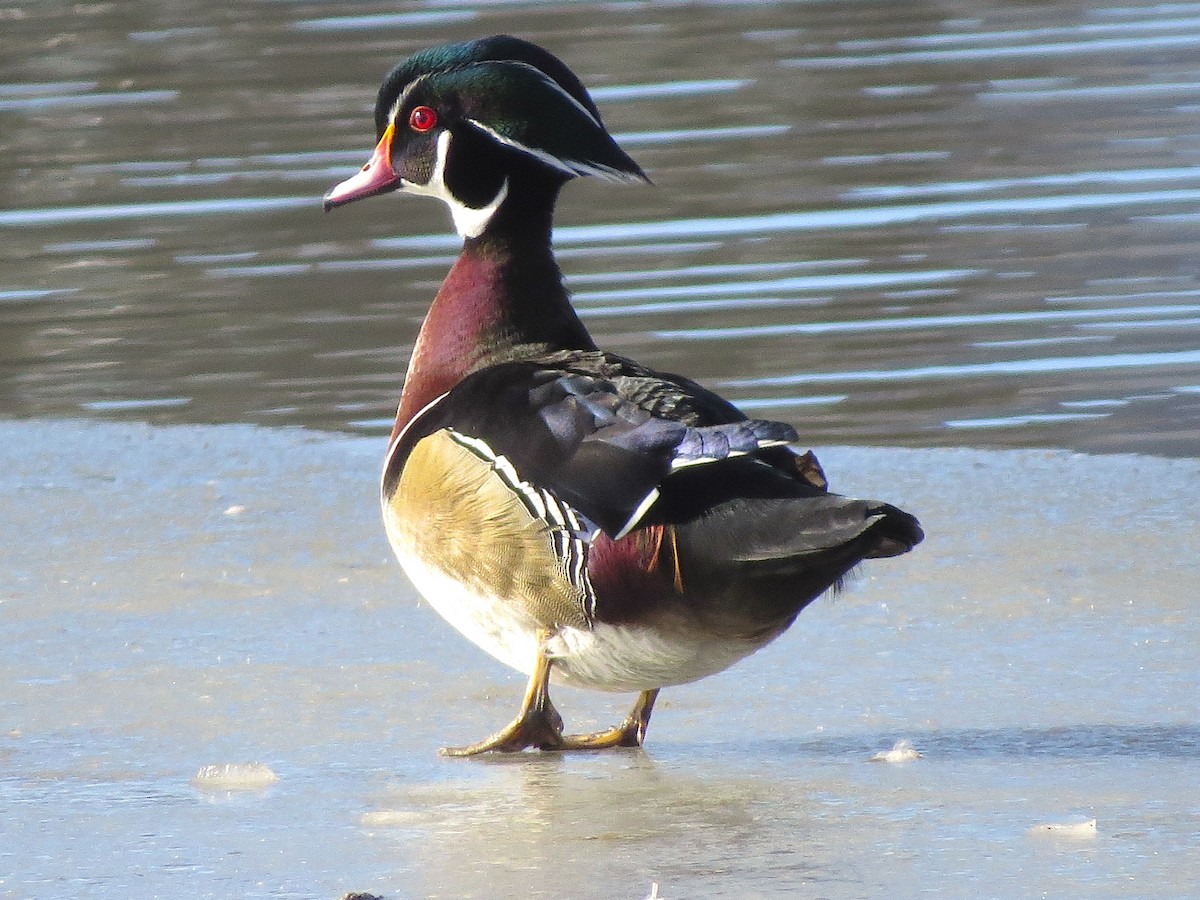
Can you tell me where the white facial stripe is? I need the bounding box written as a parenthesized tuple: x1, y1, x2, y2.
(399, 130, 508, 239)
(467, 120, 577, 177)
(387, 72, 431, 128)
(504, 61, 605, 131)
(466, 119, 639, 183)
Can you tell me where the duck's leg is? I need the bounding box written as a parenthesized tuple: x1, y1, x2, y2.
(440, 629, 567, 757)
(559, 688, 660, 750)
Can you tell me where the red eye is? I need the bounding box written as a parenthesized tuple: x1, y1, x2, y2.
(409, 105, 437, 132)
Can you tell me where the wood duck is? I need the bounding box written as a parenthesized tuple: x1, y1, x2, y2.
(324, 35, 923, 756)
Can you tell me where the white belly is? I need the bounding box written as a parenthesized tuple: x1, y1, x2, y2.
(546, 620, 762, 693)
(394, 545, 543, 677)
(394, 546, 761, 693)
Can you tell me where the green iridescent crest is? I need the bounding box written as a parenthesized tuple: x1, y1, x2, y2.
(375, 35, 646, 184)
(438, 61, 645, 182)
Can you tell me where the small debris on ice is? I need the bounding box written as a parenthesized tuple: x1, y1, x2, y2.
(223, 504, 247, 516)
(1028, 817, 1097, 838)
(192, 762, 278, 790)
(870, 739, 922, 763)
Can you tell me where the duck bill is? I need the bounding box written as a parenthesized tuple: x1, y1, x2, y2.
(323, 122, 399, 211)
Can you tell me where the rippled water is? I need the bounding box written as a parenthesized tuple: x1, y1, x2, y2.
(3, 1, 1200, 454)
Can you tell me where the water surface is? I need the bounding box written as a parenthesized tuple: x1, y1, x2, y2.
(3, 1, 1200, 454)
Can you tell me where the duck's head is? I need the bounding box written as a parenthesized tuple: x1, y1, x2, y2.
(323, 35, 648, 239)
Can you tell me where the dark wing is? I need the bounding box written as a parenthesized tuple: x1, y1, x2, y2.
(387, 359, 799, 538)
(530, 348, 750, 427)
(536, 349, 830, 490)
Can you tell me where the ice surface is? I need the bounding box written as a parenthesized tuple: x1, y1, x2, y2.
(1, 419, 1198, 898)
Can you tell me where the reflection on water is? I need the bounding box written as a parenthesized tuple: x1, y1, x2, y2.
(3, 1, 1200, 455)
(370, 756, 836, 898)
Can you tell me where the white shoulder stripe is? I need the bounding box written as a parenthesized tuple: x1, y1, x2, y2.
(383, 390, 451, 494)
(613, 487, 660, 541)
(389, 390, 449, 450)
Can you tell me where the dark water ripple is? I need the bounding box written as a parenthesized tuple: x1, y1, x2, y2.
(2, 1, 1199, 456)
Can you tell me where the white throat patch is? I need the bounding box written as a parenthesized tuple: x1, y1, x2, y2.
(400, 130, 508, 239)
